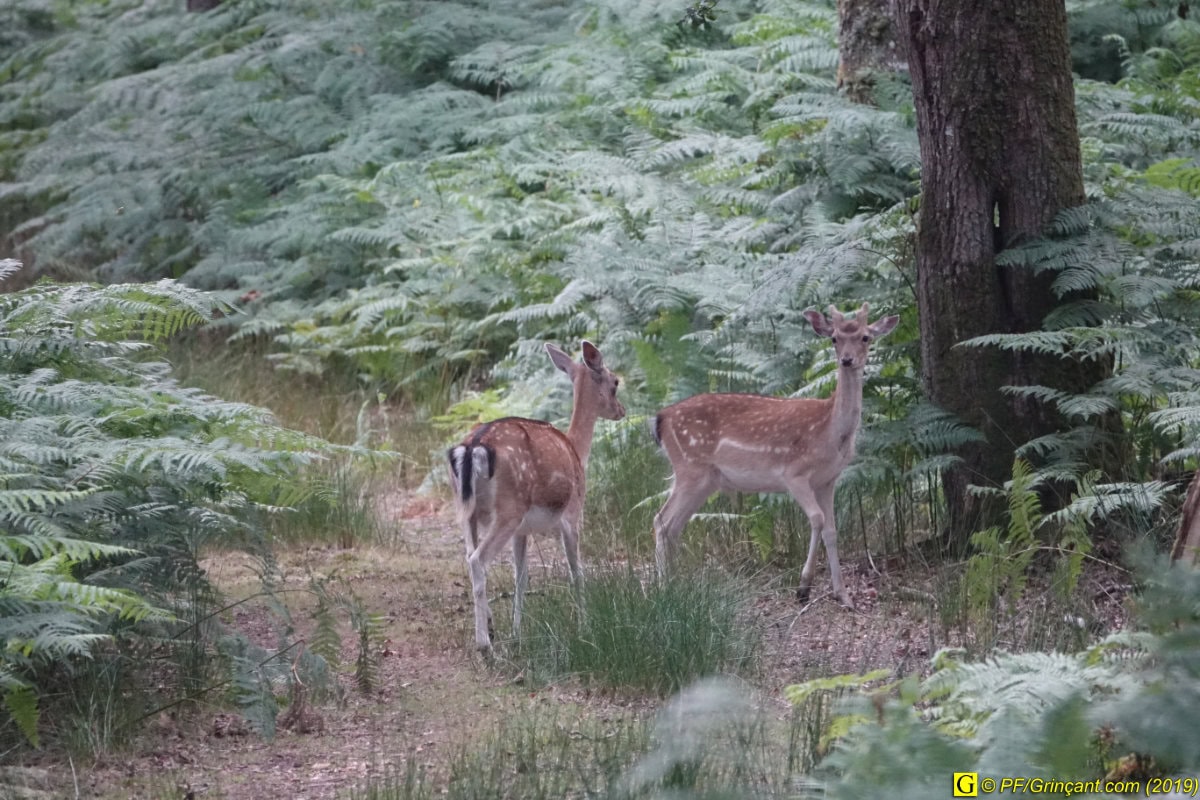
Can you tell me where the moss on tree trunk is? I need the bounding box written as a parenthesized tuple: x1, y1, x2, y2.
(837, 0, 904, 103)
(892, 0, 1116, 541)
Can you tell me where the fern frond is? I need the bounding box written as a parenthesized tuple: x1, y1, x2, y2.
(3, 686, 40, 747)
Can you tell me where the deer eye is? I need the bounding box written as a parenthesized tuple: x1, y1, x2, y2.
(831, 336, 837, 343)
(862, 335, 870, 343)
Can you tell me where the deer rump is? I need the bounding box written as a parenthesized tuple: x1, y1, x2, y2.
(448, 417, 584, 534)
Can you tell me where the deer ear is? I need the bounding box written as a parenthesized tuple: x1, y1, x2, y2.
(804, 309, 834, 337)
(545, 343, 575, 375)
(868, 314, 900, 338)
(580, 340, 604, 373)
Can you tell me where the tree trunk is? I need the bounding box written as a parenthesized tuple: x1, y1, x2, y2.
(837, 0, 904, 103)
(1172, 471, 1200, 565)
(891, 0, 1114, 542)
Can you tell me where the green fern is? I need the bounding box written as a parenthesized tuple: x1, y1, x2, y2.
(796, 553, 1200, 794)
(3, 686, 39, 748)
(965, 459, 1097, 622)
(307, 574, 382, 695)
(0, 263, 347, 749)
(218, 633, 280, 740)
(966, 459, 1042, 616)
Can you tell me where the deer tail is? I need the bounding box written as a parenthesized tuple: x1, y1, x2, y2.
(651, 413, 664, 448)
(447, 443, 496, 506)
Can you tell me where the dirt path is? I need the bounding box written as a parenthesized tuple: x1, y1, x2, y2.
(60, 489, 1131, 800)
(67, 495, 481, 799)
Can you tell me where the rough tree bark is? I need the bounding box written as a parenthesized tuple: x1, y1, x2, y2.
(891, 0, 1115, 542)
(837, 0, 904, 103)
(1172, 471, 1200, 565)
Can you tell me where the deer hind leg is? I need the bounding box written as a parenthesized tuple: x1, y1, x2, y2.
(462, 510, 480, 559)
(462, 508, 493, 635)
(653, 468, 719, 575)
(558, 508, 587, 628)
(466, 519, 516, 656)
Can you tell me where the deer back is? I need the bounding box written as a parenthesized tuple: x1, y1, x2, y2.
(653, 392, 843, 485)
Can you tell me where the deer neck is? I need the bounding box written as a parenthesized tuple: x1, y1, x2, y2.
(829, 366, 865, 450)
(566, 392, 600, 471)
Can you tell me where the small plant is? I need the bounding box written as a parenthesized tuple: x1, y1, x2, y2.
(783, 552, 1200, 796)
(309, 574, 384, 695)
(268, 457, 389, 548)
(346, 757, 434, 800)
(513, 565, 759, 694)
(965, 459, 1092, 617)
(349, 685, 819, 800)
(583, 423, 666, 560)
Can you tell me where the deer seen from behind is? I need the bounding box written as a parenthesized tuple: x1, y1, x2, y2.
(651, 303, 899, 608)
(448, 341, 625, 656)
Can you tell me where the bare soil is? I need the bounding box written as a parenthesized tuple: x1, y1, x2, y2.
(16, 488, 1134, 800)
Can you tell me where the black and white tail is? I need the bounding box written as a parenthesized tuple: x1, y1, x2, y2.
(448, 442, 495, 553)
(447, 443, 495, 506)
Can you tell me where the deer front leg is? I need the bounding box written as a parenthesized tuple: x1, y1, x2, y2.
(560, 511, 583, 587)
(558, 513, 590, 632)
(788, 478, 852, 608)
(787, 478, 823, 601)
(797, 522, 822, 603)
(512, 533, 529, 639)
(815, 481, 852, 608)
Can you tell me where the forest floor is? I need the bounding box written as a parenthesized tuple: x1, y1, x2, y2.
(14, 485, 1134, 800)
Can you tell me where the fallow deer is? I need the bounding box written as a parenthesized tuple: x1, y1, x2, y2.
(651, 303, 898, 607)
(448, 341, 625, 655)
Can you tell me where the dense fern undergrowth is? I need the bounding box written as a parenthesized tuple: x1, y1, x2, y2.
(4, 0, 1199, 485)
(2, 0, 1200, 776)
(0, 258, 381, 752)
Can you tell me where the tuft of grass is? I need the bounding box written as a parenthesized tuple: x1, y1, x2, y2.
(349, 683, 822, 799)
(268, 457, 390, 548)
(511, 566, 760, 695)
(347, 710, 645, 800)
(55, 659, 146, 758)
(930, 564, 1102, 656)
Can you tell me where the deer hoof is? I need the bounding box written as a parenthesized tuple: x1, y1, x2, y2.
(796, 584, 811, 602)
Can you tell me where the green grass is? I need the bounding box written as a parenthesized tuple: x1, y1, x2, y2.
(346, 685, 823, 800)
(169, 334, 443, 463)
(266, 456, 389, 547)
(508, 565, 760, 695)
(170, 334, 445, 548)
(583, 423, 667, 562)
